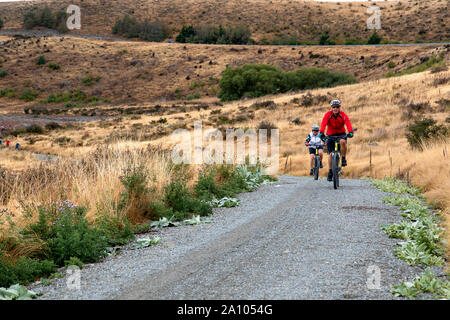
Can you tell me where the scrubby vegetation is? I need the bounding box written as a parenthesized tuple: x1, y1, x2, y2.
(218, 64, 356, 101)
(385, 53, 445, 78)
(406, 118, 448, 150)
(112, 15, 168, 42)
(176, 24, 251, 44)
(23, 6, 68, 33)
(0, 145, 275, 289)
(370, 177, 449, 299)
(367, 31, 382, 45)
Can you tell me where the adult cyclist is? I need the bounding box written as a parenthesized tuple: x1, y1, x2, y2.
(318, 99, 354, 182)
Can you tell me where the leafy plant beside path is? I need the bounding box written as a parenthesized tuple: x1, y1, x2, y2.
(370, 177, 449, 299)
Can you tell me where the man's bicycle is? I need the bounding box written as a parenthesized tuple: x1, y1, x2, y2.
(326, 129, 356, 189)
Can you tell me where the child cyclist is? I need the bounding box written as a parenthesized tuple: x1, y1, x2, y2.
(305, 124, 324, 175)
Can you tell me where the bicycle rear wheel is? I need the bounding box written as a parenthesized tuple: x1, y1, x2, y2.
(314, 155, 319, 180)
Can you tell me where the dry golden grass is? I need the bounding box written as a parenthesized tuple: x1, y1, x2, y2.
(0, 35, 446, 110)
(0, 143, 179, 229)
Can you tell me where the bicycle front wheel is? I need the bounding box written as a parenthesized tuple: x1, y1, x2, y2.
(314, 156, 319, 180)
(332, 153, 339, 189)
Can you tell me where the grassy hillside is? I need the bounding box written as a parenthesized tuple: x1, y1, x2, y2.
(0, 34, 448, 109)
(0, 0, 448, 43)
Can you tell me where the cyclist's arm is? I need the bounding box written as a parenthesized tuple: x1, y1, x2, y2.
(343, 112, 354, 133)
(319, 112, 330, 136)
(305, 134, 311, 145)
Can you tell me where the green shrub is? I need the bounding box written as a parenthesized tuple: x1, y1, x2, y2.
(0, 253, 57, 288)
(388, 61, 396, 69)
(0, 17, 3, 30)
(24, 201, 109, 266)
(64, 257, 83, 269)
(19, 89, 38, 101)
(218, 64, 356, 101)
(176, 24, 251, 44)
(48, 63, 60, 70)
(344, 38, 365, 45)
(0, 88, 16, 98)
(271, 34, 302, 45)
(95, 212, 134, 247)
(36, 55, 46, 65)
(176, 25, 195, 43)
(164, 181, 212, 220)
(406, 118, 448, 150)
(23, 6, 68, 32)
(367, 31, 382, 44)
(384, 53, 445, 78)
(319, 33, 335, 45)
(112, 15, 168, 42)
(0, 69, 7, 78)
(82, 75, 101, 86)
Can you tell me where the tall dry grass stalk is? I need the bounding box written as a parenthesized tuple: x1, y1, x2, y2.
(0, 143, 180, 231)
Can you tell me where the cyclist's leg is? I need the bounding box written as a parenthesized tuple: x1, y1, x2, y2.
(309, 153, 314, 169)
(318, 148, 324, 163)
(340, 138, 347, 158)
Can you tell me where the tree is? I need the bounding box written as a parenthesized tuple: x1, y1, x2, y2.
(176, 25, 195, 43)
(367, 31, 382, 44)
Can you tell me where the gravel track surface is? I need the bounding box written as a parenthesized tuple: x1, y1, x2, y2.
(30, 175, 443, 300)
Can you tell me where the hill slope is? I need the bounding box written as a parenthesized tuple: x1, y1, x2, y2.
(0, 0, 449, 43)
(0, 34, 448, 108)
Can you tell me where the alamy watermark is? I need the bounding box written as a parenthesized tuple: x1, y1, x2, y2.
(366, 265, 381, 290)
(66, 265, 81, 290)
(170, 121, 279, 175)
(66, 5, 81, 30)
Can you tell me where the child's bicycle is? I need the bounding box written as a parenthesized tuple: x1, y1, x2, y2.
(306, 144, 321, 181)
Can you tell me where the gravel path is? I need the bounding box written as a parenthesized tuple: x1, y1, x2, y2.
(29, 175, 443, 300)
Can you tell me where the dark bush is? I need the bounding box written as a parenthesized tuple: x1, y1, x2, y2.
(112, 15, 168, 42)
(0, 253, 57, 288)
(165, 181, 212, 220)
(27, 124, 44, 134)
(176, 24, 251, 44)
(258, 121, 278, 138)
(0, 69, 7, 78)
(48, 63, 60, 70)
(406, 118, 448, 149)
(0, 17, 3, 30)
(23, 6, 68, 33)
(19, 89, 39, 101)
(95, 213, 134, 247)
(36, 55, 46, 65)
(45, 122, 62, 130)
(25, 202, 109, 266)
(218, 64, 356, 101)
(319, 33, 335, 45)
(250, 100, 277, 110)
(367, 31, 382, 44)
(176, 25, 195, 43)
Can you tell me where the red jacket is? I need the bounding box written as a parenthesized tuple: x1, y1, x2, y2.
(320, 110, 353, 135)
